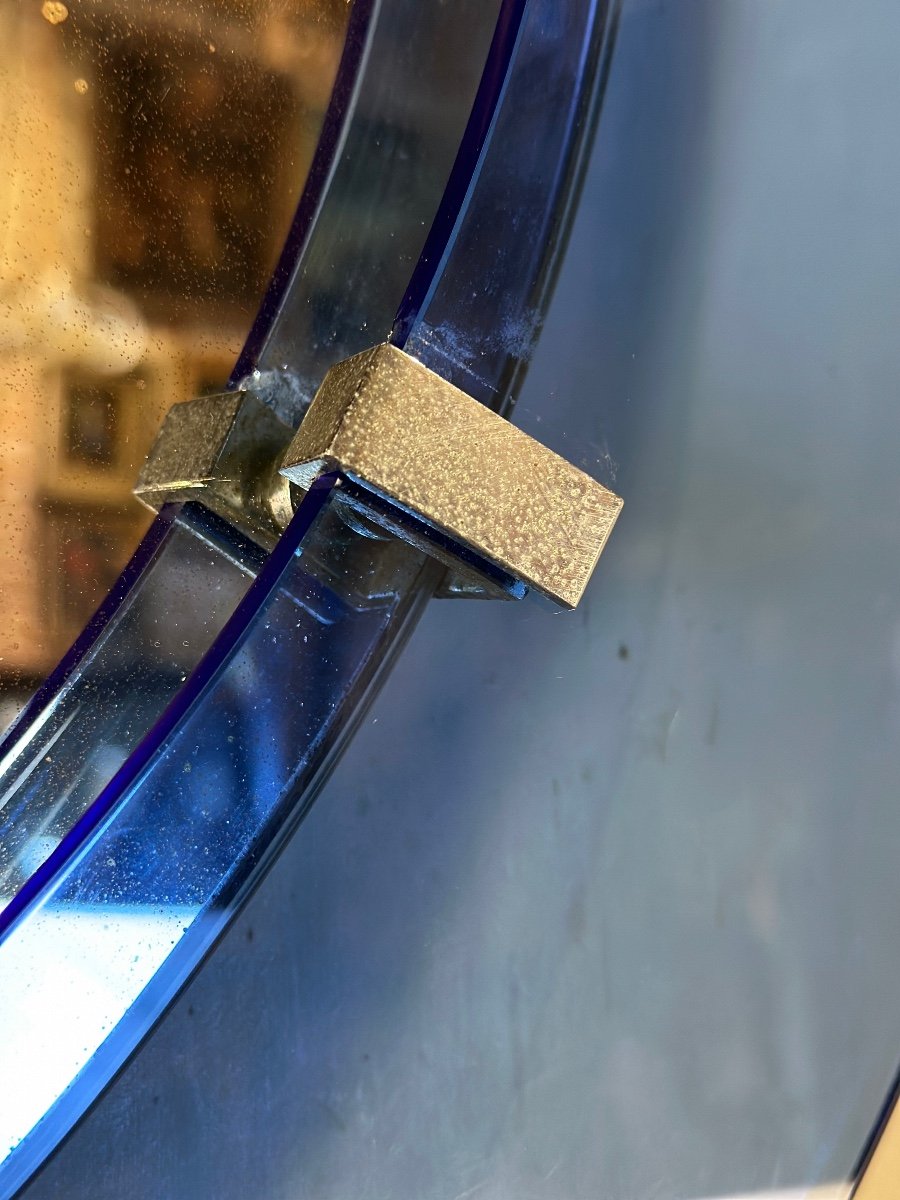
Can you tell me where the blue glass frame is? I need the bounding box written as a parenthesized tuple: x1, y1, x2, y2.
(0, 0, 621, 1192)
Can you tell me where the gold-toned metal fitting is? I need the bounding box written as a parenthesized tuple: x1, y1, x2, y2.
(134, 389, 293, 548)
(280, 343, 622, 608)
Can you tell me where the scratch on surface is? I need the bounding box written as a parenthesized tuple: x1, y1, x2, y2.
(540, 1157, 563, 1183)
(452, 1179, 490, 1200)
(663, 704, 681, 761)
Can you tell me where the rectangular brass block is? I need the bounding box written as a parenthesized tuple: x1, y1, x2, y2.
(134, 391, 243, 508)
(281, 343, 623, 608)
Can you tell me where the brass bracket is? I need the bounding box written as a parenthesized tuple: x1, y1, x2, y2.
(136, 343, 622, 608)
(134, 389, 294, 550)
(280, 344, 622, 609)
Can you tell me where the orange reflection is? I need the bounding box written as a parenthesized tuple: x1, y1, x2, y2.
(0, 0, 348, 704)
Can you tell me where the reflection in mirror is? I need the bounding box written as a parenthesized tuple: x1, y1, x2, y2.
(0, 0, 349, 718)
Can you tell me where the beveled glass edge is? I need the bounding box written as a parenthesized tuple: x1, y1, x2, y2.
(0, 478, 339, 951)
(397, 0, 623, 415)
(230, 0, 378, 387)
(0, 503, 266, 768)
(0, 506, 183, 757)
(389, 0, 528, 348)
(1, 494, 438, 1200)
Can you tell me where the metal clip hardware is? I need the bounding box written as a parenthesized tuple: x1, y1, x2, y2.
(136, 344, 622, 608)
(134, 388, 294, 550)
(280, 344, 622, 608)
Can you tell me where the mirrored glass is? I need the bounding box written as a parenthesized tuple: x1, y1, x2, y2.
(0, 0, 349, 709)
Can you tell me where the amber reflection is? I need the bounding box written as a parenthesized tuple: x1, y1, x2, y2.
(0, 0, 348, 711)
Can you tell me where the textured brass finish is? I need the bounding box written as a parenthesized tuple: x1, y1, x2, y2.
(135, 390, 293, 547)
(281, 344, 622, 607)
(135, 391, 243, 502)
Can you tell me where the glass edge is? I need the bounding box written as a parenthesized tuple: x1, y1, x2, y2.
(229, 0, 379, 387)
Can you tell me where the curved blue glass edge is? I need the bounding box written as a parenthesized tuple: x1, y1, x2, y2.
(246, 0, 505, 401)
(0, 478, 436, 1197)
(229, 0, 377, 389)
(1, 0, 517, 1125)
(399, 0, 621, 413)
(0, 506, 267, 900)
(500, 0, 623, 398)
(0, 480, 335, 950)
(0, 0, 495, 910)
(389, 0, 529, 349)
(0, 0, 501, 889)
(0, 506, 182, 755)
(0, 1, 624, 1188)
(0, 0, 562, 924)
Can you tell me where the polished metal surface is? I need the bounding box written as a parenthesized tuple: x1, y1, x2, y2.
(139, 342, 622, 608)
(281, 344, 622, 607)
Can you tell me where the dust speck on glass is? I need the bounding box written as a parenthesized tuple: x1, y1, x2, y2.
(0, 0, 349, 715)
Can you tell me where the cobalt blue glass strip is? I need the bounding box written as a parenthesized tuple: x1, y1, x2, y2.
(241, 0, 505, 409)
(229, 0, 377, 388)
(397, 0, 621, 412)
(0, 477, 435, 1198)
(0, 480, 336, 948)
(0, 505, 265, 902)
(389, 0, 529, 349)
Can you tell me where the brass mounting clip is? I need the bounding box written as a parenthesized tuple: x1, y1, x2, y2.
(136, 343, 622, 609)
(280, 344, 622, 609)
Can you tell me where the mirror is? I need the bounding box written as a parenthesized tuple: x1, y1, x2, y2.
(0, 0, 349, 719)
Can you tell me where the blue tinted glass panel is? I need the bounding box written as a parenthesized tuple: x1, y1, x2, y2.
(0, 506, 262, 898)
(0, 477, 433, 1198)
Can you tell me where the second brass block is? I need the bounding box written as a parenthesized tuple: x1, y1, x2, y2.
(280, 343, 622, 608)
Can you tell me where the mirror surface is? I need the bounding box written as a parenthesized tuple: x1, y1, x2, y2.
(0, 0, 349, 715)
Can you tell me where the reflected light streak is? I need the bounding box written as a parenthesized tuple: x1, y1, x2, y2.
(0, 903, 198, 1156)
